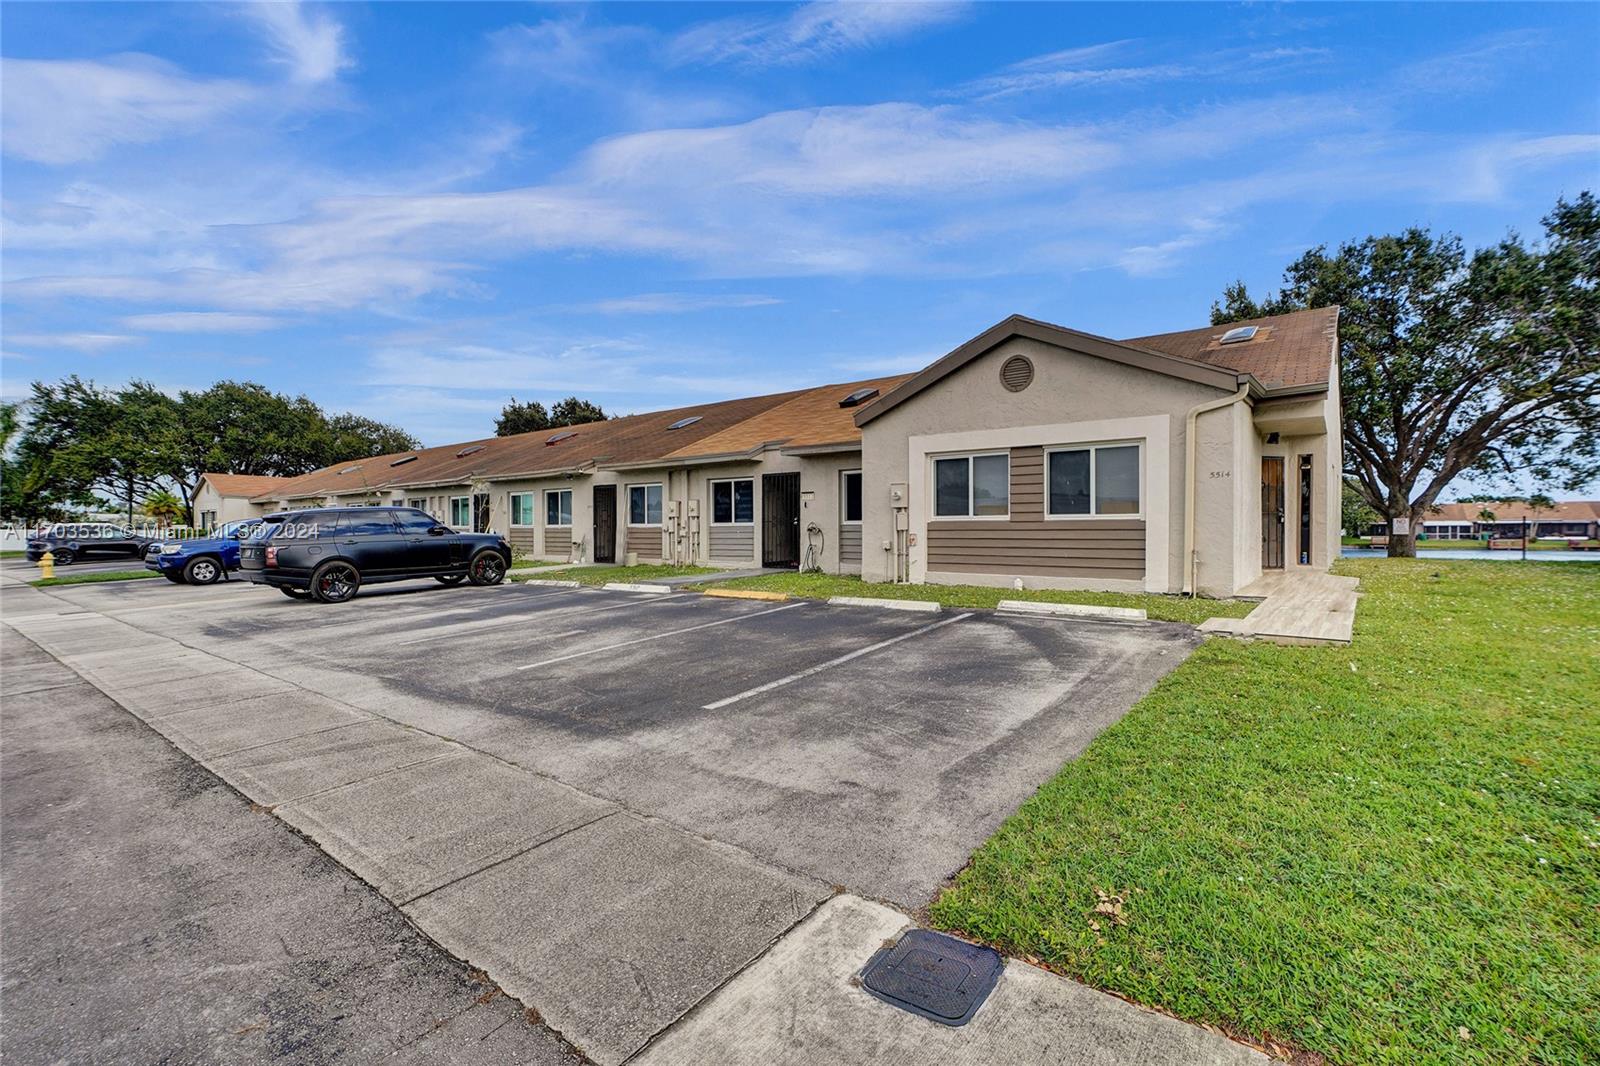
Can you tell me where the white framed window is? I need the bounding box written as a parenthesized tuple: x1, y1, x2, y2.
(406, 497, 426, 512)
(510, 492, 535, 526)
(629, 482, 663, 526)
(709, 478, 754, 524)
(448, 496, 471, 528)
(933, 452, 1009, 518)
(841, 470, 862, 524)
(1046, 442, 1142, 517)
(545, 489, 572, 527)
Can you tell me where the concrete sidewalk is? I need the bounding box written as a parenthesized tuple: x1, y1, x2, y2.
(638, 896, 1264, 1065)
(0, 626, 574, 1065)
(3, 580, 1267, 1066)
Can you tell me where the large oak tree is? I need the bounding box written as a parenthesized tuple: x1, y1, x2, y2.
(1214, 193, 1599, 556)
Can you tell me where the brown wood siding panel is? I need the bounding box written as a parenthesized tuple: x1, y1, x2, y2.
(1010, 446, 1044, 522)
(927, 502, 1146, 578)
(839, 525, 862, 564)
(544, 527, 571, 557)
(930, 563, 1144, 578)
(626, 526, 664, 560)
(508, 528, 537, 553)
(708, 525, 755, 562)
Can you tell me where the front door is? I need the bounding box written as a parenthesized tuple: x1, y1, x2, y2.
(761, 472, 801, 569)
(1261, 457, 1285, 569)
(593, 485, 617, 564)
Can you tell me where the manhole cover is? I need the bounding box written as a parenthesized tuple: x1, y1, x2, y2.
(859, 929, 1003, 1026)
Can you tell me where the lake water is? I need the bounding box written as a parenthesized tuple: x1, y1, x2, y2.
(1341, 547, 1599, 563)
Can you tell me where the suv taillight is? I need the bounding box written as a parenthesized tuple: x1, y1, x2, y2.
(265, 546, 278, 567)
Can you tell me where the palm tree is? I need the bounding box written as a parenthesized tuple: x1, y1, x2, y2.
(1526, 493, 1556, 539)
(1476, 507, 1496, 543)
(142, 488, 186, 527)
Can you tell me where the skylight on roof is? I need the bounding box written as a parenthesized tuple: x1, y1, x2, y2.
(546, 430, 577, 446)
(667, 416, 702, 430)
(338, 465, 362, 475)
(389, 455, 418, 466)
(456, 445, 485, 458)
(838, 387, 880, 408)
(1219, 326, 1258, 344)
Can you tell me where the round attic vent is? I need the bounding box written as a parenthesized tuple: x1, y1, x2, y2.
(1000, 355, 1034, 392)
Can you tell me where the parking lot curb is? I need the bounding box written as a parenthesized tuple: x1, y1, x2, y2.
(702, 588, 790, 602)
(514, 578, 583, 588)
(996, 599, 1147, 621)
(604, 582, 674, 594)
(826, 595, 941, 613)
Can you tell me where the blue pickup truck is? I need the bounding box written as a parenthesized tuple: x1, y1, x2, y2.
(145, 519, 263, 585)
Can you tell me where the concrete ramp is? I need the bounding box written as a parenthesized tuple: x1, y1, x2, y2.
(1200, 571, 1358, 645)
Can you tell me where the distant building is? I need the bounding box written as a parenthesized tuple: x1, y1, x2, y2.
(1368, 500, 1600, 540)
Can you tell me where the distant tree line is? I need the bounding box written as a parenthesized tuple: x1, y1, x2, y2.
(495, 396, 608, 436)
(1214, 191, 1598, 557)
(1, 378, 419, 524)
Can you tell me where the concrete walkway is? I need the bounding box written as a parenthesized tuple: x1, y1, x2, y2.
(638, 896, 1263, 1065)
(1200, 570, 1359, 645)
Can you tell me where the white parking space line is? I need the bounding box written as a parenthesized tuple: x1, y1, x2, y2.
(515, 601, 806, 671)
(702, 613, 974, 711)
(394, 592, 687, 646)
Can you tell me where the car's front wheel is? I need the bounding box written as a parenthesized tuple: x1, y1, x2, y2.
(183, 556, 221, 585)
(310, 561, 361, 604)
(51, 548, 74, 565)
(467, 550, 507, 586)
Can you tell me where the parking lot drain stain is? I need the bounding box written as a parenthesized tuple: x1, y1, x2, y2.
(859, 929, 1003, 1027)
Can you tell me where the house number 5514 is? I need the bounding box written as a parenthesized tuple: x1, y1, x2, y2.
(1209, 470, 1231, 479)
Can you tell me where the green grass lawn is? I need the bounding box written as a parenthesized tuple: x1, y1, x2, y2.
(31, 569, 161, 587)
(695, 571, 1256, 625)
(931, 558, 1599, 1064)
(518, 563, 720, 586)
(0, 550, 25, 559)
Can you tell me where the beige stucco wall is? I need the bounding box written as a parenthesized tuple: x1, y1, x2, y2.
(192, 483, 271, 529)
(860, 336, 1231, 593)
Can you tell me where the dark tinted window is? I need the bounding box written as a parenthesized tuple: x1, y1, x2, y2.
(394, 509, 439, 534)
(843, 471, 862, 523)
(342, 511, 400, 537)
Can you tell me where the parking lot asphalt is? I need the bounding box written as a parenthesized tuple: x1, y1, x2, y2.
(0, 625, 577, 1066)
(3, 575, 1204, 1064)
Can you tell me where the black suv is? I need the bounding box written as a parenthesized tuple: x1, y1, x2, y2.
(240, 507, 511, 603)
(26, 523, 155, 565)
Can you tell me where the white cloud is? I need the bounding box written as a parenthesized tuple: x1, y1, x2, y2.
(0, 55, 255, 164)
(240, 1, 352, 84)
(121, 312, 285, 333)
(578, 293, 782, 314)
(669, 1, 966, 68)
(4, 332, 138, 352)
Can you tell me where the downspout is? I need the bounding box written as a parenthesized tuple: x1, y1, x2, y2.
(1183, 384, 1251, 596)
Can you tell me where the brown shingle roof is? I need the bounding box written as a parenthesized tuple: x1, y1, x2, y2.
(1121, 306, 1339, 390)
(1427, 499, 1600, 523)
(200, 473, 299, 498)
(248, 387, 823, 501)
(666, 374, 916, 459)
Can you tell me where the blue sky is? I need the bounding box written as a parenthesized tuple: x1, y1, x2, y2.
(3, 1, 1596, 454)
